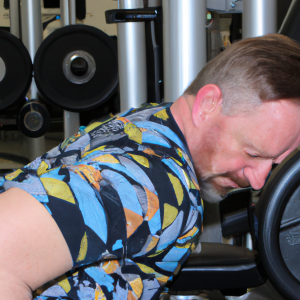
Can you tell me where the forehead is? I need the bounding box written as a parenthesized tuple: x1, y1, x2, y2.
(238, 100, 300, 157)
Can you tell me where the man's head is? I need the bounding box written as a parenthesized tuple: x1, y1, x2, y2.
(172, 34, 300, 202)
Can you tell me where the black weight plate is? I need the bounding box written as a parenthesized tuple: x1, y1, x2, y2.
(280, 184, 300, 281)
(34, 25, 118, 112)
(18, 101, 51, 138)
(0, 29, 32, 109)
(258, 150, 300, 300)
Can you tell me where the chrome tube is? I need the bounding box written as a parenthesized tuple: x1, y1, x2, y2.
(279, 0, 300, 37)
(242, 0, 277, 39)
(148, 0, 162, 6)
(60, 0, 80, 138)
(20, 0, 43, 99)
(163, 0, 207, 103)
(60, 0, 70, 27)
(64, 110, 80, 139)
(9, 0, 20, 38)
(20, 0, 45, 159)
(117, 0, 147, 111)
(69, 0, 76, 25)
(20, 0, 43, 57)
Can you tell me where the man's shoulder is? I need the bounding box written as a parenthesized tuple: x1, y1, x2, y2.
(125, 102, 172, 116)
(120, 102, 172, 124)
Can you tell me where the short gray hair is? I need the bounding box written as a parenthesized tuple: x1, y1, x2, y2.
(184, 34, 300, 115)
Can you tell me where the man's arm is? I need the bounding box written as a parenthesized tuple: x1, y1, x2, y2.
(0, 187, 73, 299)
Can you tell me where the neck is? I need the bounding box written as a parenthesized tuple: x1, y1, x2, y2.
(170, 95, 195, 139)
(171, 95, 204, 178)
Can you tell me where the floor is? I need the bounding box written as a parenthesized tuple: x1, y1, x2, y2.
(167, 281, 286, 299)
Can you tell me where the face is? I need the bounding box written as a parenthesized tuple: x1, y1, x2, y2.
(191, 100, 300, 202)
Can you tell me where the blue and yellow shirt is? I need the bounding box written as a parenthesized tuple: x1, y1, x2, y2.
(0, 103, 203, 300)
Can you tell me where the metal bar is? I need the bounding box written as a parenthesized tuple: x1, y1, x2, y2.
(162, 0, 207, 103)
(246, 232, 253, 250)
(117, 0, 147, 111)
(106, 8, 158, 23)
(20, 0, 43, 57)
(60, 0, 70, 27)
(64, 111, 80, 139)
(20, 0, 43, 100)
(242, 0, 277, 39)
(69, 0, 76, 25)
(60, 0, 80, 138)
(278, 0, 300, 38)
(9, 0, 20, 38)
(150, 20, 160, 103)
(20, 0, 45, 159)
(182, 263, 256, 272)
(148, 0, 162, 6)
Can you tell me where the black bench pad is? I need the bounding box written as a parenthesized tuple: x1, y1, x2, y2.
(169, 243, 266, 291)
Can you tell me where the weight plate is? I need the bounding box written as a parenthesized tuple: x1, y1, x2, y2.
(18, 101, 50, 138)
(280, 183, 300, 280)
(0, 29, 32, 109)
(258, 150, 300, 300)
(34, 25, 118, 112)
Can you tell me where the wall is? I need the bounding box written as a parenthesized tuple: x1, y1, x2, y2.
(0, 0, 10, 27)
(79, 0, 118, 36)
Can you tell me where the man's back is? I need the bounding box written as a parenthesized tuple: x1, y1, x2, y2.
(1, 103, 203, 299)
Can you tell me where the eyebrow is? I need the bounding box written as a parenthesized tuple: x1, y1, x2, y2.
(247, 146, 276, 159)
(257, 148, 290, 161)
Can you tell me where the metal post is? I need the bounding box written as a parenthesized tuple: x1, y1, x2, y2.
(163, 0, 207, 103)
(117, 0, 147, 111)
(60, 0, 70, 26)
(69, 0, 76, 25)
(20, 0, 46, 159)
(148, 0, 162, 6)
(9, 0, 20, 38)
(278, 0, 300, 37)
(20, 0, 43, 99)
(60, 0, 80, 139)
(242, 0, 277, 39)
(246, 232, 253, 250)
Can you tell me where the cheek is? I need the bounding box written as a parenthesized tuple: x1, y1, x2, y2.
(212, 152, 247, 176)
(226, 157, 248, 176)
(190, 124, 244, 176)
(189, 137, 216, 178)
(198, 133, 217, 163)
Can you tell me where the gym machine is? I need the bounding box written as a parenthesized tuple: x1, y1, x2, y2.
(0, 0, 119, 162)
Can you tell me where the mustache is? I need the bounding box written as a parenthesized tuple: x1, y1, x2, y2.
(198, 173, 251, 203)
(197, 177, 226, 203)
(202, 172, 250, 189)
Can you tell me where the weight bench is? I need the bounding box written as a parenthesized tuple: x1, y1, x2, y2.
(169, 242, 266, 294)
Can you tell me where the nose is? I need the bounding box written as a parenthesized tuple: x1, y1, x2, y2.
(243, 160, 273, 190)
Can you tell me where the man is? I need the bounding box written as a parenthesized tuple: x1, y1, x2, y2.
(1, 34, 300, 300)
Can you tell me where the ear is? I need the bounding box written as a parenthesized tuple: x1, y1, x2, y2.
(191, 84, 223, 127)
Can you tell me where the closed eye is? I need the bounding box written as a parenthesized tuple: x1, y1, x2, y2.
(247, 153, 258, 158)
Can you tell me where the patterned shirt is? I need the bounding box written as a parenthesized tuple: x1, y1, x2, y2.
(0, 103, 203, 300)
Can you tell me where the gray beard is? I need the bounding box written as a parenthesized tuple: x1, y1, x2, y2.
(199, 180, 225, 203)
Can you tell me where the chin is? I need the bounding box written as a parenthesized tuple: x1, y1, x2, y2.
(199, 181, 227, 203)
